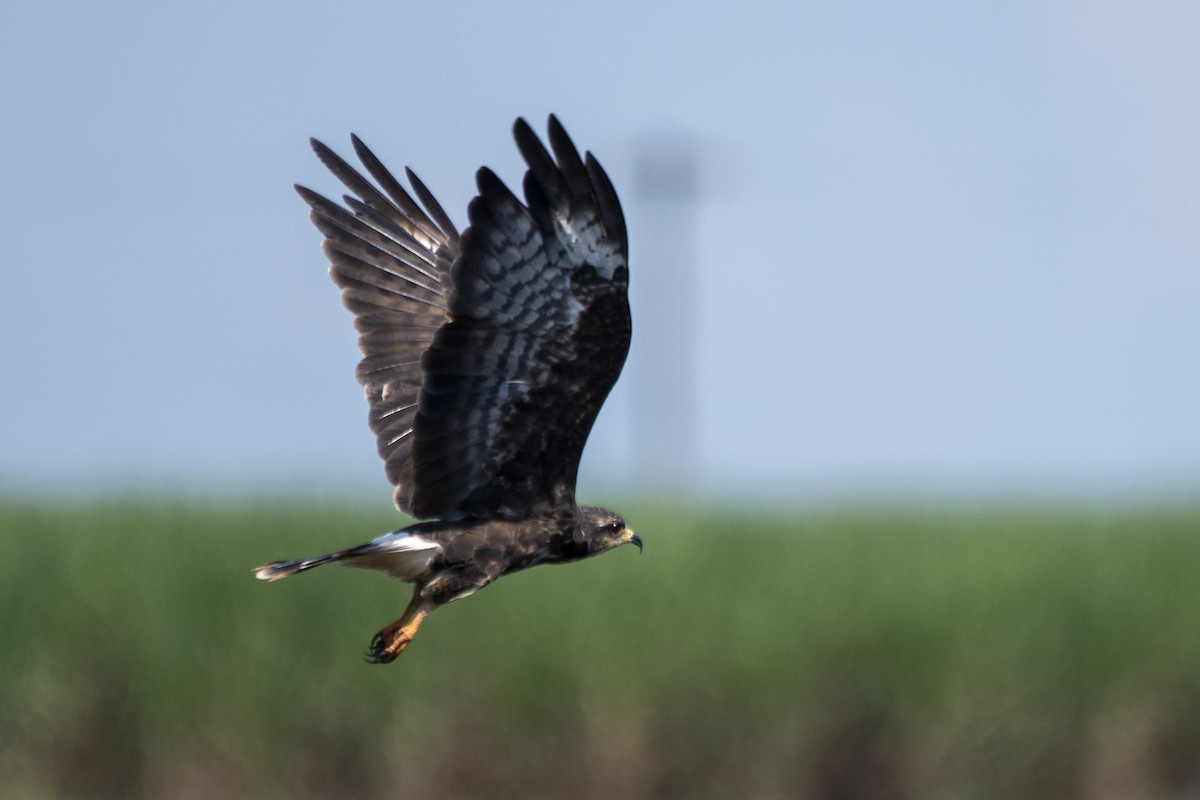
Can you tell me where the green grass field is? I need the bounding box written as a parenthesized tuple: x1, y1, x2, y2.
(2, 498, 1199, 799)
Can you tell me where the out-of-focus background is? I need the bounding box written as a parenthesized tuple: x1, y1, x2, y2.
(2, 2, 1198, 798)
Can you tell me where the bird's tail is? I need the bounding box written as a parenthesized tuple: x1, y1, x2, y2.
(255, 528, 440, 583)
(253, 551, 346, 582)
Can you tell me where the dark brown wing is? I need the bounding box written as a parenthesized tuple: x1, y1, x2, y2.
(414, 116, 629, 520)
(299, 116, 629, 521)
(296, 135, 458, 512)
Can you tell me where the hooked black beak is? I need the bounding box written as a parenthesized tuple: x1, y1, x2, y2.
(628, 530, 643, 553)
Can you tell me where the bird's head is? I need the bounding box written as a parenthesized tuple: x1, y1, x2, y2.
(579, 506, 642, 554)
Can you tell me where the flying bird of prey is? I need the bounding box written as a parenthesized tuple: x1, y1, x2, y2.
(255, 116, 640, 663)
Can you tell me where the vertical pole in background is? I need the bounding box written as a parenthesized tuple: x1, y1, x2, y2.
(631, 134, 700, 496)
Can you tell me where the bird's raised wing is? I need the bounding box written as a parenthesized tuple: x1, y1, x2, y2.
(300, 116, 629, 521)
(296, 135, 458, 512)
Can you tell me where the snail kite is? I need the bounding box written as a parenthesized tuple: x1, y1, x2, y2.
(255, 116, 641, 663)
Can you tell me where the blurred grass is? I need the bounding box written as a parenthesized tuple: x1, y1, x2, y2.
(2, 498, 1199, 799)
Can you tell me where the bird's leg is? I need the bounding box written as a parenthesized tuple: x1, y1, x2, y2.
(368, 595, 432, 664)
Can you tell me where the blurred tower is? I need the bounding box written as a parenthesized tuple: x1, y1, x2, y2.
(630, 134, 700, 495)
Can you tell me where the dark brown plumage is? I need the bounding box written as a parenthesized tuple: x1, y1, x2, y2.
(255, 117, 640, 663)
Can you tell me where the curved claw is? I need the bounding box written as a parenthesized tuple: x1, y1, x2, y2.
(366, 630, 400, 664)
(364, 601, 431, 664)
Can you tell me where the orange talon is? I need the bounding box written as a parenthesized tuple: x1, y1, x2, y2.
(368, 599, 431, 664)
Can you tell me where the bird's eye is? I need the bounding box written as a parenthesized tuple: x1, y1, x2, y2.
(606, 520, 624, 533)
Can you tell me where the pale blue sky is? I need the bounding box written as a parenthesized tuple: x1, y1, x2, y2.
(2, 1, 1197, 505)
